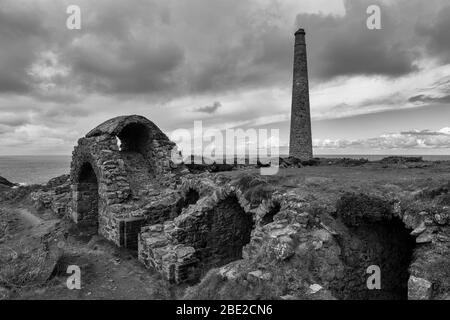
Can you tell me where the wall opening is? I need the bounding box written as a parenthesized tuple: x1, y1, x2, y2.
(332, 217, 415, 300)
(116, 136, 122, 151)
(117, 123, 150, 156)
(261, 202, 281, 225)
(175, 188, 200, 216)
(332, 194, 415, 300)
(119, 217, 147, 253)
(118, 123, 154, 195)
(75, 162, 99, 233)
(195, 195, 254, 277)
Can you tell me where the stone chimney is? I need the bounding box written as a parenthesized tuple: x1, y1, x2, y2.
(289, 28, 313, 160)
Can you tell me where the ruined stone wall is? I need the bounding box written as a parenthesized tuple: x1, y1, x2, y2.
(74, 182, 99, 225)
(70, 115, 177, 247)
(138, 176, 280, 284)
(66, 115, 449, 299)
(173, 195, 253, 276)
(71, 134, 131, 245)
(31, 175, 72, 217)
(85, 115, 176, 182)
(238, 191, 449, 300)
(334, 220, 414, 300)
(289, 28, 313, 160)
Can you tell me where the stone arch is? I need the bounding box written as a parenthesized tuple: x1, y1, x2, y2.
(332, 193, 416, 300)
(70, 115, 176, 245)
(191, 194, 254, 277)
(86, 115, 176, 178)
(72, 161, 100, 233)
(338, 217, 414, 300)
(71, 151, 102, 186)
(139, 187, 257, 283)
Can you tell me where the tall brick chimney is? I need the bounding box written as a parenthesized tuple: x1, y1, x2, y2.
(289, 28, 313, 160)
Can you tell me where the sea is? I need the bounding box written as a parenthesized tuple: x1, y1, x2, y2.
(0, 155, 72, 185)
(1, 154, 450, 185)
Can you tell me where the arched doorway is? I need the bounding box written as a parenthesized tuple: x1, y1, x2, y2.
(73, 162, 99, 233)
(332, 193, 415, 300)
(195, 195, 254, 277)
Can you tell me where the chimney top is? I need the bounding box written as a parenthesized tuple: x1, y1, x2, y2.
(295, 28, 305, 35)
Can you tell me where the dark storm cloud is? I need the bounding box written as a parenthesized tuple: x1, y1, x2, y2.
(409, 94, 450, 104)
(295, 0, 420, 80)
(67, 42, 185, 94)
(0, 125, 10, 135)
(0, 5, 45, 93)
(416, 6, 450, 63)
(195, 101, 221, 114)
(0, 113, 30, 127)
(0, 0, 293, 99)
(2, 0, 449, 99)
(400, 129, 443, 136)
(75, 0, 296, 98)
(319, 35, 416, 78)
(53, 0, 186, 95)
(188, 25, 292, 94)
(0, 0, 450, 130)
(0, 75, 29, 93)
(2, 0, 450, 155)
(0, 0, 185, 97)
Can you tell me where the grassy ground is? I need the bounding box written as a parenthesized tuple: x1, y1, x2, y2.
(2, 160, 450, 299)
(224, 161, 450, 207)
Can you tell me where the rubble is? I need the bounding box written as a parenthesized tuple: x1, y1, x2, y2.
(408, 276, 433, 300)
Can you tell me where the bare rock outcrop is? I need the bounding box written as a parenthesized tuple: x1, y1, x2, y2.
(0, 176, 17, 193)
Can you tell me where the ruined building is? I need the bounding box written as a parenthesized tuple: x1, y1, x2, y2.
(70, 115, 179, 248)
(63, 30, 449, 299)
(66, 114, 450, 300)
(69, 115, 281, 283)
(289, 28, 313, 160)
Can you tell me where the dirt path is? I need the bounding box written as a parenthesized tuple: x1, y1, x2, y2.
(1, 204, 180, 300)
(12, 235, 179, 300)
(16, 208, 43, 227)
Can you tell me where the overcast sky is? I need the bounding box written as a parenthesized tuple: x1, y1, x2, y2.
(0, 0, 450, 155)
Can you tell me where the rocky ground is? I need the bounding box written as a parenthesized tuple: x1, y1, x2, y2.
(0, 205, 178, 300)
(0, 176, 178, 300)
(1, 157, 449, 300)
(183, 160, 450, 300)
(0, 177, 17, 193)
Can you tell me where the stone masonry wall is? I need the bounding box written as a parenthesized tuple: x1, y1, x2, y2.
(31, 175, 72, 217)
(289, 28, 313, 160)
(138, 172, 449, 300)
(138, 176, 279, 283)
(70, 115, 177, 247)
(66, 115, 449, 299)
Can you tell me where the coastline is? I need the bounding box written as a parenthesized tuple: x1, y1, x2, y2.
(2, 154, 450, 185)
